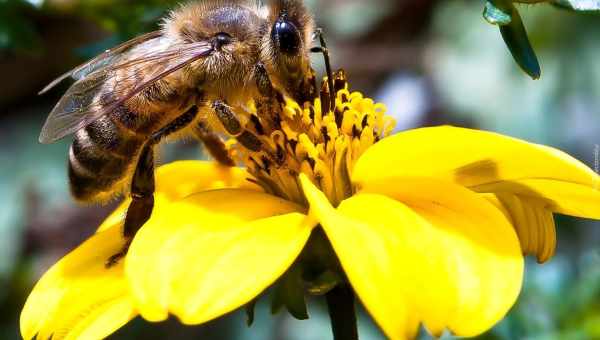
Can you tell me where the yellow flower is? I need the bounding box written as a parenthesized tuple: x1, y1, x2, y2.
(21, 73, 600, 340)
(20, 162, 256, 340)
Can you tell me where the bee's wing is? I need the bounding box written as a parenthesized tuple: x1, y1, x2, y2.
(39, 41, 214, 144)
(38, 31, 163, 95)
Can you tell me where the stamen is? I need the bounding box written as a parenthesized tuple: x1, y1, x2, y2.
(229, 70, 396, 205)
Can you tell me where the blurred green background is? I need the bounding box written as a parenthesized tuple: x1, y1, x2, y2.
(1, 0, 600, 339)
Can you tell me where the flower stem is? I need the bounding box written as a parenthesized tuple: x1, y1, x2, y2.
(326, 284, 359, 340)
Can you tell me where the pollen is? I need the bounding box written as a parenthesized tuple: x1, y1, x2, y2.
(230, 71, 396, 206)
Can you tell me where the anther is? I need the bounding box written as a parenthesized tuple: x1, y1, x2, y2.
(321, 127, 330, 144)
(334, 70, 347, 93)
(320, 86, 331, 115)
(289, 139, 298, 153)
(361, 115, 369, 129)
(276, 145, 286, 165)
(250, 114, 265, 136)
(261, 156, 272, 173)
(352, 126, 361, 139)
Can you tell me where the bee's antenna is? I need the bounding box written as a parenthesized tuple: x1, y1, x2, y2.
(311, 28, 335, 112)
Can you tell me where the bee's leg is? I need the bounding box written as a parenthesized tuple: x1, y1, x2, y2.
(106, 144, 155, 267)
(106, 106, 199, 267)
(193, 121, 235, 167)
(254, 62, 275, 99)
(213, 101, 286, 165)
(212, 100, 263, 152)
(252, 63, 288, 131)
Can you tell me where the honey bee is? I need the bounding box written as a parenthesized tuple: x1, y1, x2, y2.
(39, 0, 321, 263)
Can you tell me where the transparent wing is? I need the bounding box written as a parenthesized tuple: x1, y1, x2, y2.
(38, 31, 163, 95)
(39, 41, 214, 144)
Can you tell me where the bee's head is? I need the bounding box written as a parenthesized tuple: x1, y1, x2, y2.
(264, 0, 314, 100)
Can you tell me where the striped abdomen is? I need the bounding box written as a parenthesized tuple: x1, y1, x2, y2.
(68, 113, 145, 202)
(68, 82, 192, 202)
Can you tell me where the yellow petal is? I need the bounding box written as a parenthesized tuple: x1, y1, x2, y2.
(492, 194, 556, 263)
(476, 178, 600, 263)
(98, 161, 258, 232)
(353, 126, 600, 218)
(21, 223, 135, 340)
(126, 189, 314, 324)
(300, 175, 523, 338)
(475, 179, 600, 219)
(366, 179, 558, 263)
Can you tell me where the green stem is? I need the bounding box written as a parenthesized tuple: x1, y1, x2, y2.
(325, 284, 359, 340)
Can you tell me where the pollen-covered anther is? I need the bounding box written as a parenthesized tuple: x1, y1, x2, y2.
(231, 70, 396, 205)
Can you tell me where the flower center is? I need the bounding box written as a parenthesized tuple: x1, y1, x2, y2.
(230, 70, 396, 206)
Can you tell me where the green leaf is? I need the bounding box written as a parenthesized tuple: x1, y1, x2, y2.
(482, 0, 542, 79)
(305, 270, 342, 296)
(498, 5, 541, 79)
(483, 1, 513, 25)
(244, 299, 257, 327)
(552, 0, 600, 11)
(488, 0, 542, 79)
(271, 265, 309, 320)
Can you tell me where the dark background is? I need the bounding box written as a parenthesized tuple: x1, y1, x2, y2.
(1, 0, 600, 339)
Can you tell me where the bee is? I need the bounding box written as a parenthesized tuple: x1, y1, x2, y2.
(38, 0, 320, 264)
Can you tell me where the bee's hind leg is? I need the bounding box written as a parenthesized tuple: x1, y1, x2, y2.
(106, 106, 199, 267)
(106, 144, 155, 267)
(193, 121, 236, 167)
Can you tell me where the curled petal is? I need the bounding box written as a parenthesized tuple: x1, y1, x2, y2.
(300, 175, 523, 338)
(477, 177, 600, 263)
(21, 224, 135, 340)
(475, 179, 600, 220)
(486, 194, 556, 263)
(126, 189, 314, 324)
(98, 161, 258, 232)
(353, 126, 600, 217)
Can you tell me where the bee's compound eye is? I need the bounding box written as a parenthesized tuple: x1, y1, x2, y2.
(272, 20, 301, 55)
